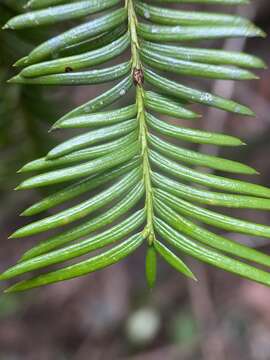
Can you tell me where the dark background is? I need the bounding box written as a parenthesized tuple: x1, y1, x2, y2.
(1, 1, 270, 359)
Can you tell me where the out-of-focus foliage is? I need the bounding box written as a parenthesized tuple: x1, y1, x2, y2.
(0, 1, 63, 191)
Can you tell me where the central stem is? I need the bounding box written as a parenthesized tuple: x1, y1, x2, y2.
(127, 0, 155, 245)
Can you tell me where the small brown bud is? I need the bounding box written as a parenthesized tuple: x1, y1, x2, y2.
(133, 68, 144, 86)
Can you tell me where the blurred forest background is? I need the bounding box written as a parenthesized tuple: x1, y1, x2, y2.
(1, 1, 270, 359)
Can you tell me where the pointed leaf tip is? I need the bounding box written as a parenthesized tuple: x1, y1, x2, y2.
(7, 76, 20, 84)
(49, 124, 60, 132)
(19, 211, 28, 217)
(13, 57, 29, 68)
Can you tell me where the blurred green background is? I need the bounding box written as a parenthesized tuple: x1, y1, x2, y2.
(1, 1, 270, 359)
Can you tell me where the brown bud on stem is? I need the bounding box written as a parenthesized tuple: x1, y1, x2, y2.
(133, 68, 144, 86)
